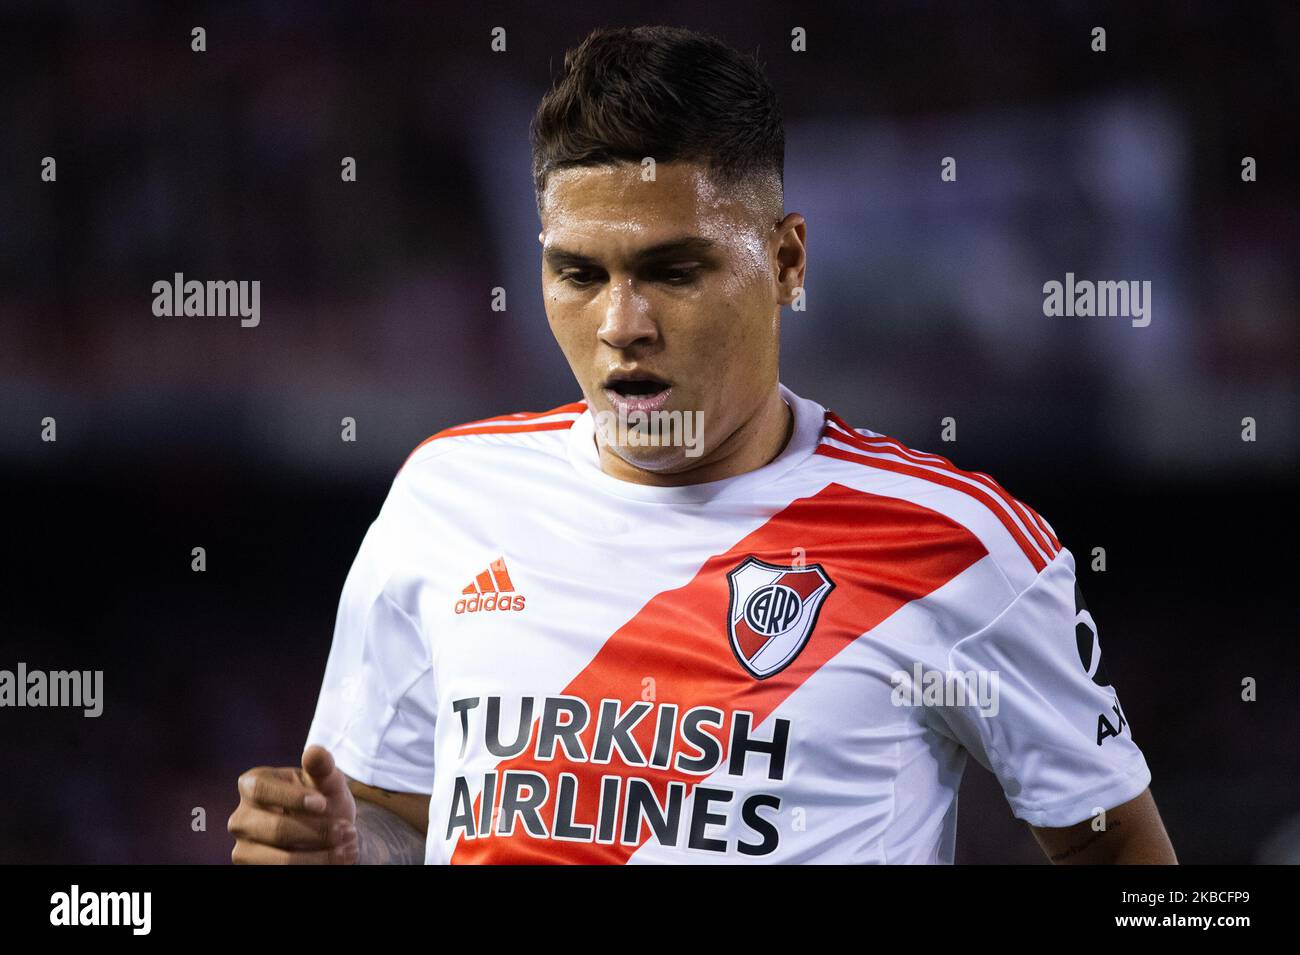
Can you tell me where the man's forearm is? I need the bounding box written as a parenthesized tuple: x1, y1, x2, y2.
(355, 799, 425, 864)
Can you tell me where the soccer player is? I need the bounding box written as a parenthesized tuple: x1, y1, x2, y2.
(228, 25, 1175, 864)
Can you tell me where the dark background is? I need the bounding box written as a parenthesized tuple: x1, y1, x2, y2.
(0, 1, 1296, 864)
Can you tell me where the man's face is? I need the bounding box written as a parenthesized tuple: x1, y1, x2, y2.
(539, 160, 803, 478)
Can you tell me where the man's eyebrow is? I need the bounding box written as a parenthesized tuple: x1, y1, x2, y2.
(543, 236, 719, 269)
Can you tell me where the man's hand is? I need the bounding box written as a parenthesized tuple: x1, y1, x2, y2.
(228, 745, 359, 864)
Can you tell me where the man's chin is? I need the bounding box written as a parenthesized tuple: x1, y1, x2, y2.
(589, 396, 710, 474)
(605, 440, 688, 473)
(600, 431, 720, 479)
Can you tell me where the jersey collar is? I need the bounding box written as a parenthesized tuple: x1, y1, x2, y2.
(564, 382, 826, 505)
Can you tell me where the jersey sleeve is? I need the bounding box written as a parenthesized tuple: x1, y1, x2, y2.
(305, 469, 438, 794)
(930, 547, 1151, 828)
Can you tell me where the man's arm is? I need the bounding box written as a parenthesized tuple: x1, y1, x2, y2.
(1028, 787, 1177, 864)
(347, 777, 429, 864)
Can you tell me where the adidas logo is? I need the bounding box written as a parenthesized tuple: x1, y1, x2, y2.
(455, 557, 526, 615)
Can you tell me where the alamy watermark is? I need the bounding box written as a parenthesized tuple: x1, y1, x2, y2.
(151, 272, 260, 327)
(593, 407, 705, 457)
(50, 885, 150, 935)
(890, 662, 1000, 717)
(1042, 272, 1151, 327)
(0, 663, 103, 717)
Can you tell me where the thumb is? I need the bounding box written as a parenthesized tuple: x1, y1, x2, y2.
(301, 745, 348, 801)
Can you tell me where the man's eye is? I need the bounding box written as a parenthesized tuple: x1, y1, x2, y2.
(657, 266, 699, 285)
(559, 270, 599, 287)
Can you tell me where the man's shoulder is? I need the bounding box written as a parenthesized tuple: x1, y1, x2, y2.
(814, 408, 1064, 593)
(397, 398, 588, 476)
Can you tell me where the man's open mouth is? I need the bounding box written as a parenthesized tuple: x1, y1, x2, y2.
(605, 375, 670, 398)
(602, 371, 673, 411)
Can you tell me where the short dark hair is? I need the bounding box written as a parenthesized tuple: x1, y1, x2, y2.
(530, 25, 784, 217)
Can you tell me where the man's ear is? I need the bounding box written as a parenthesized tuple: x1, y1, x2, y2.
(774, 212, 807, 306)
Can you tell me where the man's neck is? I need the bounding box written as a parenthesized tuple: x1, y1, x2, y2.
(594, 387, 794, 488)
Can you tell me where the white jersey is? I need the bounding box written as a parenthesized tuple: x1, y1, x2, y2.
(306, 383, 1151, 864)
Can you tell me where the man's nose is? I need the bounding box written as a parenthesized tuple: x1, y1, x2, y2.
(597, 278, 658, 350)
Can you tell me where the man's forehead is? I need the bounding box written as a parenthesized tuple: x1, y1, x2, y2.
(544, 160, 723, 205)
(539, 162, 757, 249)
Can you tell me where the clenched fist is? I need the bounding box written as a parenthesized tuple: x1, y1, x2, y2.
(228, 745, 359, 864)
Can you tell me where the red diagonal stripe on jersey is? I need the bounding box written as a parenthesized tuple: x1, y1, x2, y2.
(474, 570, 496, 594)
(450, 481, 988, 864)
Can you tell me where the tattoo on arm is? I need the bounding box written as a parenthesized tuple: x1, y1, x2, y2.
(1049, 818, 1124, 863)
(355, 800, 425, 864)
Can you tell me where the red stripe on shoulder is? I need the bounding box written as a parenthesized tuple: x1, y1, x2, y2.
(399, 399, 587, 472)
(818, 412, 1058, 573)
(824, 414, 1058, 557)
(443, 400, 588, 431)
